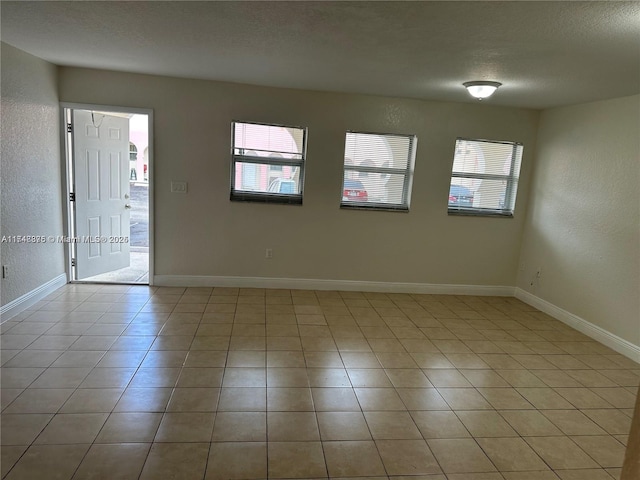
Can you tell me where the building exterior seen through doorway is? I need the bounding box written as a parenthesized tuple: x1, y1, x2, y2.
(64, 107, 151, 284)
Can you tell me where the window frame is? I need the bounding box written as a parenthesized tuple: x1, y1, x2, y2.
(341, 130, 417, 212)
(448, 137, 523, 218)
(230, 120, 307, 205)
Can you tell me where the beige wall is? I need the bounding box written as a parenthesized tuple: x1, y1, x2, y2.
(58, 67, 539, 286)
(1, 43, 65, 306)
(517, 95, 640, 346)
(3, 45, 636, 355)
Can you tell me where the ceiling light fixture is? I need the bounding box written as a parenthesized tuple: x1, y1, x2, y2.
(463, 81, 502, 100)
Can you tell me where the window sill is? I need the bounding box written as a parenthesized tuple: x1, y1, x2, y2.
(230, 192, 303, 205)
(448, 208, 513, 218)
(340, 202, 409, 213)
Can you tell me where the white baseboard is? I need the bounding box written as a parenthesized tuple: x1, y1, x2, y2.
(154, 275, 516, 297)
(0, 273, 68, 324)
(515, 288, 640, 363)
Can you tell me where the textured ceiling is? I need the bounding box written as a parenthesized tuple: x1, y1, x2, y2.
(1, 1, 639, 109)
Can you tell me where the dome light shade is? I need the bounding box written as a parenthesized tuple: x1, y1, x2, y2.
(463, 81, 502, 99)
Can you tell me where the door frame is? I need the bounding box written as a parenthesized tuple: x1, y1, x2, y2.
(61, 102, 155, 285)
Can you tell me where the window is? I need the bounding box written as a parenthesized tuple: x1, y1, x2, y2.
(129, 142, 138, 161)
(448, 138, 523, 216)
(341, 131, 417, 211)
(129, 142, 138, 181)
(230, 121, 307, 204)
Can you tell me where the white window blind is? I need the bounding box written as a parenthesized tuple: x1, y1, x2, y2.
(448, 138, 523, 216)
(230, 121, 307, 204)
(341, 131, 417, 211)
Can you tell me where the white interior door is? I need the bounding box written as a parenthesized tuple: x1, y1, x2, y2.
(73, 110, 131, 279)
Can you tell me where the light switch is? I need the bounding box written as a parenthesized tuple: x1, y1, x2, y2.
(171, 181, 187, 193)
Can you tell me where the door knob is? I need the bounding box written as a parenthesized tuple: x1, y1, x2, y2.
(125, 204, 132, 209)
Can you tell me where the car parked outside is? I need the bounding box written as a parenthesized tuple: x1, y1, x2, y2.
(343, 179, 368, 202)
(449, 184, 474, 207)
(268, 178, 297, 194)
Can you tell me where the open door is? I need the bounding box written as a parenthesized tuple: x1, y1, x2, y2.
(72, 110, 131, 279)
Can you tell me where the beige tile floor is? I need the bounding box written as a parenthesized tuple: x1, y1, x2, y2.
(1, 284, 638, 479)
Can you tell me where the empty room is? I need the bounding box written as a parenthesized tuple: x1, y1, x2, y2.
(1, 1, 639, 480)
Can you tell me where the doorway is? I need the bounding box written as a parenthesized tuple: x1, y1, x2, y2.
(63, 105, 153, 284)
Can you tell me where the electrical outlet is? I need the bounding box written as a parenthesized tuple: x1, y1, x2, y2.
(265, 248, 273, 259)
(170, 181, 187, 193)
(2, 265, 8, 279)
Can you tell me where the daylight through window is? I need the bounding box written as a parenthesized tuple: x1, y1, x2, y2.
(341, 131, 417, 211)
(448, 138, 523, 216)
(230, 121, 307, 204)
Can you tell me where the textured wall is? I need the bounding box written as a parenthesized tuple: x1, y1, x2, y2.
(517, 95, 640, 346)
(58, 67, 539, 287)
(1, 43, 65, 305)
